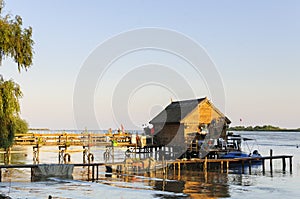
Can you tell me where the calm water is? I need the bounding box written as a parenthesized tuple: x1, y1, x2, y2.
(1, 131, 300, 199)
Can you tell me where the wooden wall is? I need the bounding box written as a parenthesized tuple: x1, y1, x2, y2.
(182, 99, 226, 135)
(154, 124, 184, 146)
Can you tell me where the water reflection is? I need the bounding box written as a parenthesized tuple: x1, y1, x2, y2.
(95, 170, 231, 198)
(0, 146, 28, 165)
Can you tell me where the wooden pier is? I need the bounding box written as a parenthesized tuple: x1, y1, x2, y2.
(0, 163, 105, 182)
(104, 151, 293, 176)
(1, 132, 135, 165)
(169, 154, 293, 175)
(13, 132, 132, 147)
(0, 152, 293, 182)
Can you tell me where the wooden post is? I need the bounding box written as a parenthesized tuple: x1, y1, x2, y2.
(178, 162, 181, 179)
(8, 147, 11, 164)
(204, 157, 207, 172)
(173, 162, 176, 176)
(4, 147, 11, 165)
(289, 157, 293, 174)
(166, 162, 168, 176)
(135, 142, 137, 159)
(83, 146, 87, 164)
(220, 161, 223, 173)
(249, 160, 252, 175)
(92, 166, 95, 181)
(31, 167, 33, 181)
(96, 165, 99, 180)
(162, 155, 165, 175)
(33, 145, 40, 164)
(282, 157, 286, 172)
(262, 159, 265, 175)
(112, 145, 115, 164)
(87, 166, 90, 181)
(270, 149, 273, 175)
(241, 160, 245, 174)
(226, 161, 229, 174)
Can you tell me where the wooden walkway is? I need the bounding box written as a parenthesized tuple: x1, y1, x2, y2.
(170, 155, 293, 174)
(0, 153, 293, 182)
(0, 163, 105, 182)
(104, 153, 293, 176)
(13, 132, 133, 147)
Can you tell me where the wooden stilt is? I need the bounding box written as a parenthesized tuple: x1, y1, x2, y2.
(33, 145, 40, 164)
(270, 149, 273, 175)
(92, 166, 95, 181)
(178, 162, 181, 179)
(241, 160, 245, 174)
(262, 159, 265, 175)
(173, 162, 175, 176)
(31, 167, 33, 181)
(226, 161, 229, 173)
(289, 157, 293, 174)
(220, 161, 223, 173)
(166, 162, 168, 176)
(249, 160, 252, 174)
(96, 166, 99, 180)
(204, 157, 207, 172)
(282, 157, 286, 172)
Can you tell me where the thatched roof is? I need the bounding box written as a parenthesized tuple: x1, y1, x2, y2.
(150, 98, 206, 124)
(149, 97, 231, 124)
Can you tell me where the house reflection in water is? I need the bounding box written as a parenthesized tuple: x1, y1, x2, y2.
(152, 171, 231, 198)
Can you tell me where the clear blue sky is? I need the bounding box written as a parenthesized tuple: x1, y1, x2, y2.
(1, 0, 299, 130)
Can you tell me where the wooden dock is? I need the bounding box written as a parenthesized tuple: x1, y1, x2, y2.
(13, 132, 133, 147)
(169, 154, 293, 175)
(0, 163, 105, 182)
(0, 152, 293, 182)
(104, 152, 293, 176)
(0, 132, 135, 165)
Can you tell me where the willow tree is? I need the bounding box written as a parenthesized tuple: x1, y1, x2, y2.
(0, 77, 23, 148)
(0, 0, 34, 71)
(0, 0, 34, 151)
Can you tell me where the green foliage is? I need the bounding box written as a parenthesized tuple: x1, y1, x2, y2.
(0, 76, 23, 148)
(228, 125, 300, 132)
(15, 117, 28, 134)
(0, 116, 15, 148)
(0, 76, 22, 117)
(0, 1, 33, 149)
(0, 0, 34, 72)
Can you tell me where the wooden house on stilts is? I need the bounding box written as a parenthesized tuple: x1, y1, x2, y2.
(149, 97, 231, 148)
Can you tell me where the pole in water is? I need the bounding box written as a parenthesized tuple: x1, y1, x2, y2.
(270, 149, 273, 175)
(289, 156, 293, 174)
(262, 159, 265, 175)
(282, 157, 286, 172)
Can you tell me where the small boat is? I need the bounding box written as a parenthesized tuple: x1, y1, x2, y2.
(220, 150, 262, 159)
(220, 149, 263, 167)
(220, 151, 250, 159)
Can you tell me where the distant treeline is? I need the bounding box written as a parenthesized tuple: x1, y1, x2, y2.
(228, 125, 300, 132)
(28, 128, 50, 131)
